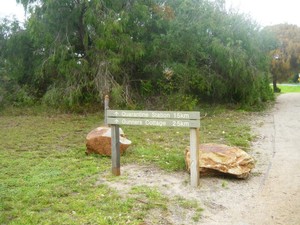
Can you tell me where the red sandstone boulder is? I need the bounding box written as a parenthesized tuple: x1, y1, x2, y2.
(185, 143, 255, 178)
(86, 127, 131, 156)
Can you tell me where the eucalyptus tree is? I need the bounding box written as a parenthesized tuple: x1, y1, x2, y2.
(155, 0, 273, 105)
(15, 0, 172, 107)
(4, 0, 274, 109)
(265, 24, 300, 90)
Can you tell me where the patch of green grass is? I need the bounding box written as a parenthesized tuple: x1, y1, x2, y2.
(277, 84, 300, 93)
(0, 105, 253, 224)
(174, 195, 198, 209)
(0, 114, 144, 224)
(196, 108, 253, 151)
(173, 196, 203, 222)
(130, 185, 168, 211)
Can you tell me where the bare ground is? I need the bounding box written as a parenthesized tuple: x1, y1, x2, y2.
(98, 93, 300, 225)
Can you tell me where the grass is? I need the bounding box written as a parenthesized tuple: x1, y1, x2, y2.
(173, 196, 203, 222)
(0, 105, 253, 224)
(277, 84, 300, 93)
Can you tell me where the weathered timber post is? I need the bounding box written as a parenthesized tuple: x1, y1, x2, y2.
(111, 124, 121, 176)
(104, 95, 109, 126)
(190, 128, 200, 187)
(105, 95, 121, 176)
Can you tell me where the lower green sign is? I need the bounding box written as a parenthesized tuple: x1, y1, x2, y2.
(107, 118, 200, 128)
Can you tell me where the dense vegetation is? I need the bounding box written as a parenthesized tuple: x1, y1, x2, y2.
(0, 0, 276, 110)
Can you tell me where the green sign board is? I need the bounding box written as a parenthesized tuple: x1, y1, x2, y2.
(106, 107, 201, 187)
(107, 110, 200, 128)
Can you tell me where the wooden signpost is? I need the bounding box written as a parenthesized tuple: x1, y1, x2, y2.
(105, 100, 200, 187)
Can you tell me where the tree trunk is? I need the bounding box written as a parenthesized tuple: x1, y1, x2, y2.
(272, 74, 281, 93)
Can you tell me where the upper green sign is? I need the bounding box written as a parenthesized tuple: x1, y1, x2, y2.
(107, 110, 200, 120)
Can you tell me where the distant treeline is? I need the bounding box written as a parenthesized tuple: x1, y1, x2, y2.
(1, 0, 279, 110)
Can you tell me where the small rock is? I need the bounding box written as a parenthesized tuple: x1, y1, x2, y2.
(185, 143, 255, 178)
(86, 126, 131, 156)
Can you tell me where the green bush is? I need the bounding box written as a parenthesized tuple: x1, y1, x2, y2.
(0, 77, 35, 107)
(42, 86, 62, 107)
(292, 73, 300, 83)
(42, 85, 84, 109)
(111, 85, 126, 108)
(166, 94, 198, 111)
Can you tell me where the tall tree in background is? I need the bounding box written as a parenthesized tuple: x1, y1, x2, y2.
(265, 24, 300, 91)
(160, 0, 273, 105)
(0, 18, 37, 105)
(15, 0, 171, 107)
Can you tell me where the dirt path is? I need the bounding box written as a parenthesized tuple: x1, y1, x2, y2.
(240, 93, 300, 225)
(200, 93, 300, 225)
(100, 93, 300, 224)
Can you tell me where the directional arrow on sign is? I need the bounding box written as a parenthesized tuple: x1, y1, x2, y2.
(115, 119, 119, 123)
(114, 112, 119, 116)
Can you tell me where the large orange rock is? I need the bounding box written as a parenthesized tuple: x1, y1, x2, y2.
(86, 127, 131, 156)
(185, 143, 255, 178)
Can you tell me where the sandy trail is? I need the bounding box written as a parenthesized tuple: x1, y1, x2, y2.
(240, 93, 300, 225)
(200, 93, 300, 225)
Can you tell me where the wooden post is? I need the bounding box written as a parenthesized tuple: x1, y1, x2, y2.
(190, 128, 200, 187)
(104, 95, 109, 126)
(107, 109, 200, 185)
(111, 124, 120, 176)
